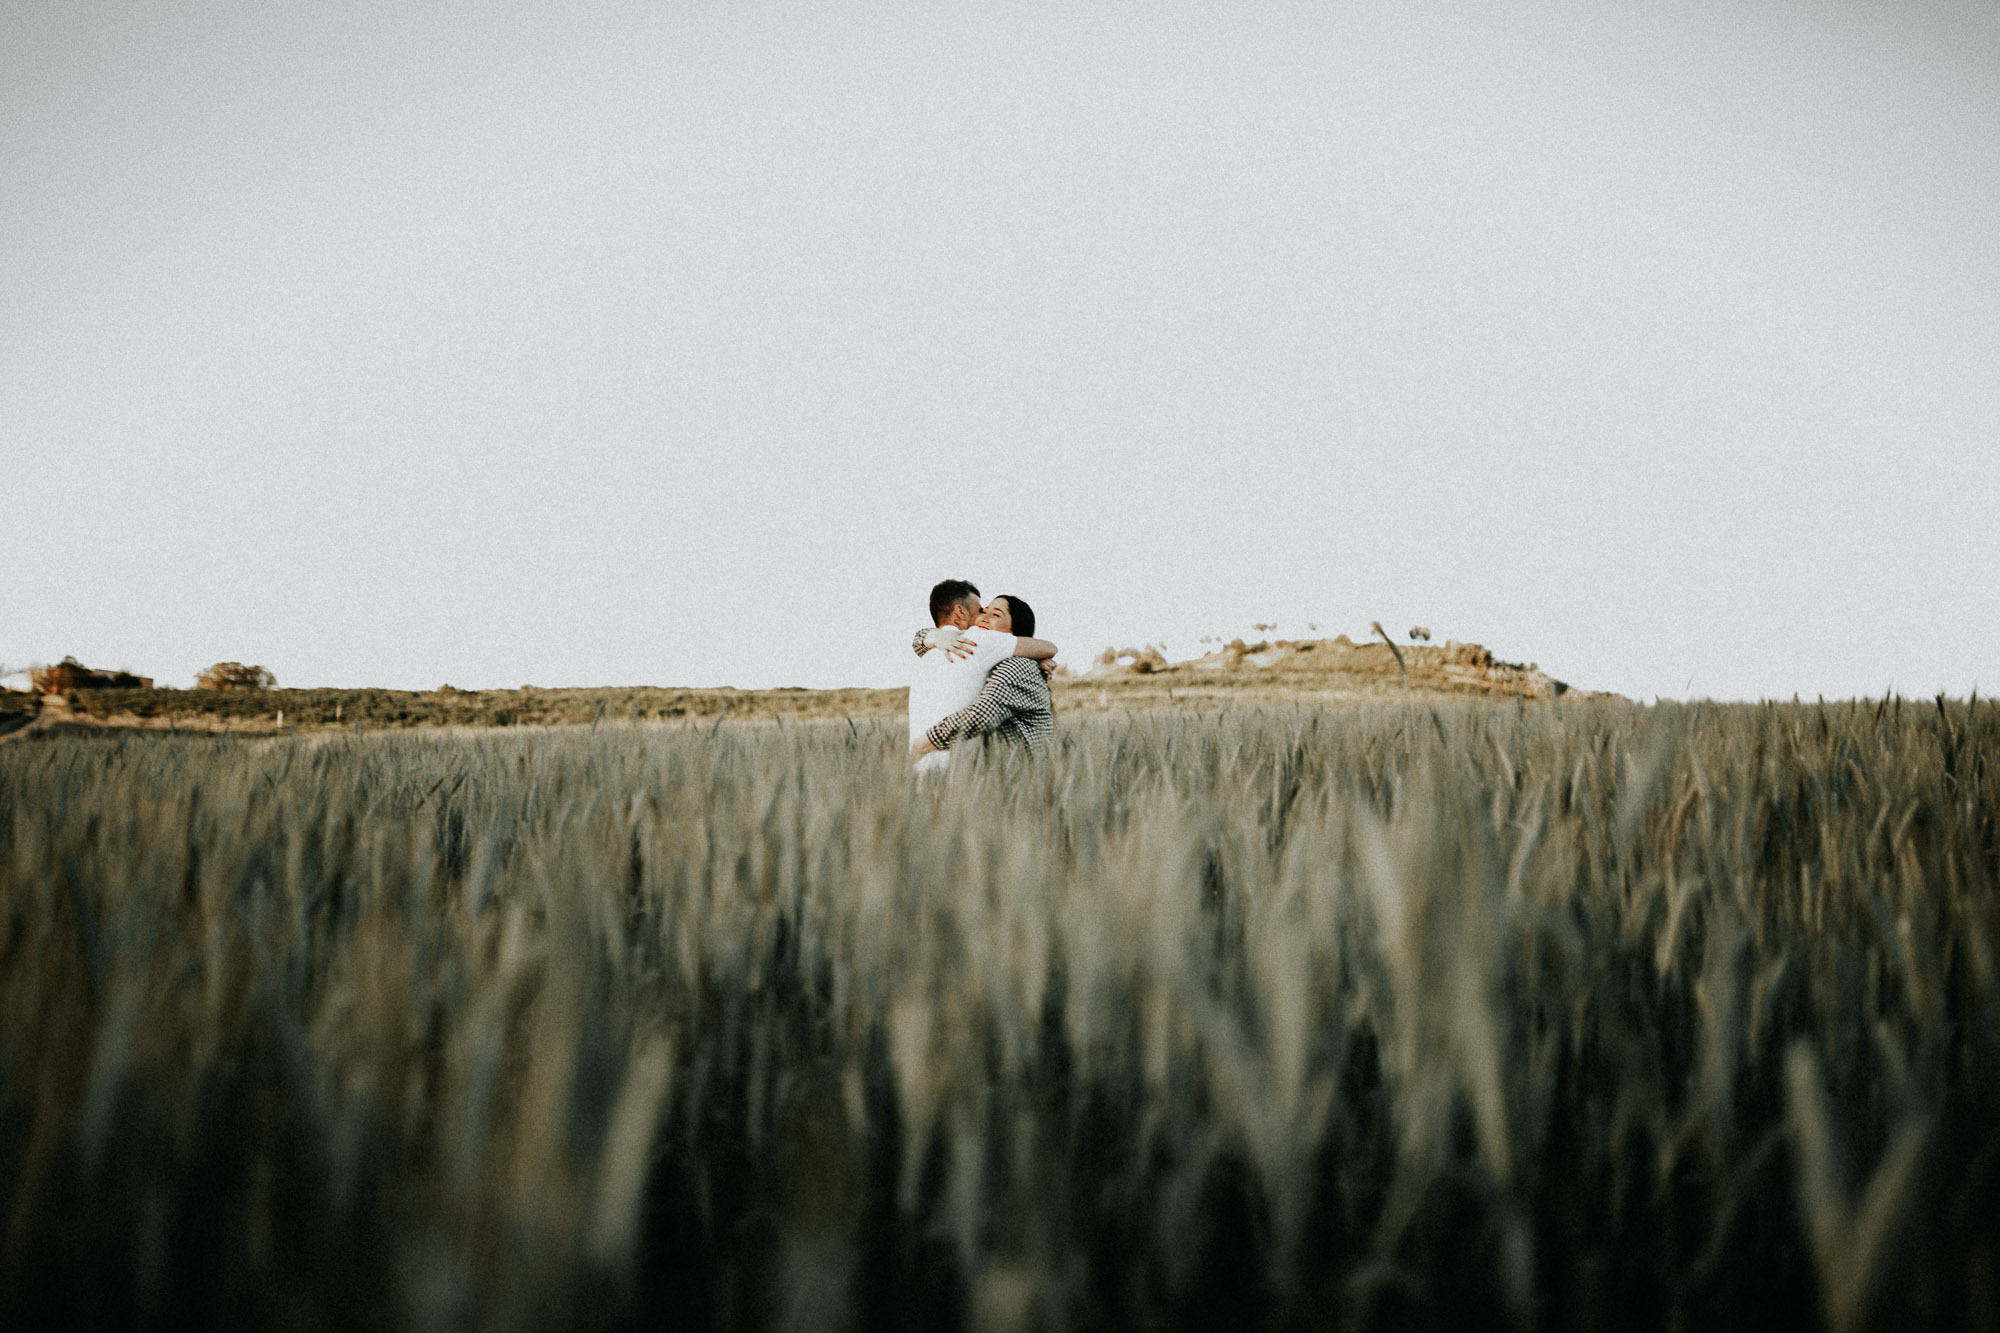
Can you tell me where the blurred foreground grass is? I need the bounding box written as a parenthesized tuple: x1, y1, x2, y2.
(1, 699, 1996, 1331)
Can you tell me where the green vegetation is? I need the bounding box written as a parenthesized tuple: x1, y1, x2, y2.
(1, 699, 1995, 1329)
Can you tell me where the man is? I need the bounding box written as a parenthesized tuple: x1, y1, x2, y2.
(907, 579, 1057, 773)
(913, 593, 1056, 764)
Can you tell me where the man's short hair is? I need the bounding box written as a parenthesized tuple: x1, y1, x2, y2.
(929, 579, 981, 625)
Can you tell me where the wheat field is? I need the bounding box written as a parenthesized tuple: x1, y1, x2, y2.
(1, 698, 1995, 1331)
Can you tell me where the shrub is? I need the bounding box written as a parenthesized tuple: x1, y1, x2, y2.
(194, 662, 275, 690)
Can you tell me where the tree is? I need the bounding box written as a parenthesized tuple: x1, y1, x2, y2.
(195, 662, 276, 690)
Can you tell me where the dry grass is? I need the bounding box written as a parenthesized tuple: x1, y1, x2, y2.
(46, 683, 907, 734)
(1, 697, 1995, 1331)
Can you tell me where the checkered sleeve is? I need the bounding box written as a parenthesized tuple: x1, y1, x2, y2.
(925, 656, 1040, 751)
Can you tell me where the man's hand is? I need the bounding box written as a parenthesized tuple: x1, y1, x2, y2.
(911, 736, 937, 759)
(1039, 659, 1058, 680)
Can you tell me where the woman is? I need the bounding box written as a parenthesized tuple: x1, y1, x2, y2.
(911, 595, 1055, 761)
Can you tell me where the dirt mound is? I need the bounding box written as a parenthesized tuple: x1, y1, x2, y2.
(1068, 633, 1584, 702)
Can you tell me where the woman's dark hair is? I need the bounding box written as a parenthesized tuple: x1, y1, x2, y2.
(995, 594, 1034, 638)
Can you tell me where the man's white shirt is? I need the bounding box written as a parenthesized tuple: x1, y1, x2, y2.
(909, 627, 1018, 773)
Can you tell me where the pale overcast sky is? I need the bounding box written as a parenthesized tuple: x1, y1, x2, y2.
(5, 0, 1996, 700)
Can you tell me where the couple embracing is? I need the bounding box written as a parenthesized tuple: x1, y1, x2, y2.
(907, 579, 1060, 773)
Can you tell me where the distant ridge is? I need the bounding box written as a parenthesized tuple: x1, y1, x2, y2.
(1060, 633, 1597, 705)
(0, 633, 1600, 740)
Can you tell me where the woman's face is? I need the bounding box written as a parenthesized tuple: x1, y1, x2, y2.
(975, 598, 1013, 633)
